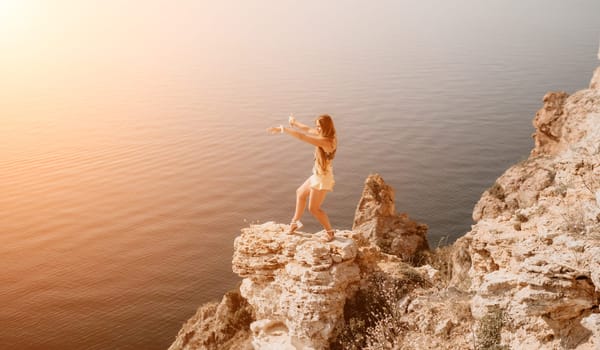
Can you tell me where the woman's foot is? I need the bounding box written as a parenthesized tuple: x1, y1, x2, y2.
(288, 220, 303, 234)
(320, 229, 335, 242)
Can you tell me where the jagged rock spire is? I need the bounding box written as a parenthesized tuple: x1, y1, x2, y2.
(353, 174, 429, 260)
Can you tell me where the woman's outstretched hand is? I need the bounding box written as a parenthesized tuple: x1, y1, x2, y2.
(266, 126, 282, 135)
(288, 114, 296, 127)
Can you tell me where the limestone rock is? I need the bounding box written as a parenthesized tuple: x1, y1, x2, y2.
(233, 222, 360, 349)
(582, 313, 600, 348)
(449, 237, 472, 291)
(456, 71, 600, 349)
(250, 320, 296, 350)
(472, 158, 556, 222)
(168, 289, 254, 350)
(353, 173, 430, 260)
(591, 66, 600, 90)
(531, 91, 569, 156)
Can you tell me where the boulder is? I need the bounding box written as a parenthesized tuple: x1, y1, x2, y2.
(353, 174, 430, 261)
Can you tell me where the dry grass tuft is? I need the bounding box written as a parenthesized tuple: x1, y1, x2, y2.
(331, 268, 428, 350)
(425, 245, 455, 285)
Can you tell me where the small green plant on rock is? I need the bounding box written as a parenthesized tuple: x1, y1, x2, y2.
(475, 307, 508, 350)
(560, 206, 587, 235)
(488, 182, 506, 201)
(554, 183, 568, 197)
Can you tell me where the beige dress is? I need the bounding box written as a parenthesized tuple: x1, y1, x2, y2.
(309, 147, 335, 192)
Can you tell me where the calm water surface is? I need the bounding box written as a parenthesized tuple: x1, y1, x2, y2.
(1, 1, 599, 349)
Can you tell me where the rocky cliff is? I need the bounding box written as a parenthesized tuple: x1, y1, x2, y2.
(169, 66, 600, 350)
(446, 67, 600, 349)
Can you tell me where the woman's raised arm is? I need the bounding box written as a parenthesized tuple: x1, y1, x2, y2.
(267, 125, 333, 150)
(283, 127, 334, 150)
(289, 116, 319, 135)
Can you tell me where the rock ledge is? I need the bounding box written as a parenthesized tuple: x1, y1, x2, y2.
(232, 222, 360, 349)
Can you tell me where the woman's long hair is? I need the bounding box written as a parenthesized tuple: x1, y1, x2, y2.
(315, 114, 336, 174)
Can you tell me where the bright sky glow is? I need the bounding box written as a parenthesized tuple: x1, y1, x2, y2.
(0, 0, 34, 40)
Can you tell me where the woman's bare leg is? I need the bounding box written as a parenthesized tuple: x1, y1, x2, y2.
(292, 177, 312, 223)
(308, 188, 333, 232)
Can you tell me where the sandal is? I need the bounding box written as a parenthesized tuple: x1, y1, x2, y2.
(288, 220, 303, 234)
(320, 229, 335, 242)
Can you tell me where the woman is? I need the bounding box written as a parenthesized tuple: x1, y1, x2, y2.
(267, 114, 337, 242)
